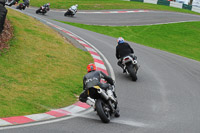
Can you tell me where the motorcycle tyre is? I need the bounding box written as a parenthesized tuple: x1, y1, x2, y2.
(36, 9, 40, 14)
(96, 99, 111, 123)
(127, 64, 137, 81)
(114, 106, 120, 117)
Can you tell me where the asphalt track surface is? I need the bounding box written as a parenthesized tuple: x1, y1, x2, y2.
(29, 8, 200, 26)
(1, 7, 200, 133)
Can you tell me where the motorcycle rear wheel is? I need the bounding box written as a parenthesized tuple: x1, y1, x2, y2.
(127, 64, 137, 81)
(96, 99, 111, 123)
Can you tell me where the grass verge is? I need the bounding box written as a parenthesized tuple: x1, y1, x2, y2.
(58, 21, 200, 62)
(30, 0, 200, 15)
(0, 8, 93, 117)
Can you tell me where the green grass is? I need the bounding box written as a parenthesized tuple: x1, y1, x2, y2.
(0, 9, 93, 117)
(58, 21, 200, 61)
(30, 0, 200, 15)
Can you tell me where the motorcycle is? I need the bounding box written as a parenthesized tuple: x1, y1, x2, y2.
(36, 6, 50, 15)
(16, 3, 26, 10)
(64, 6, 77, 17)
(5, 0, 20, 6)
(86, 85, 120, 123)
(122, 55, 138, 81)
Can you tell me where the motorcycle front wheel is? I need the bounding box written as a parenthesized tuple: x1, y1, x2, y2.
(36, 9, 40, 14)
(96, 99, 111, 123)
(64, 12, 67, 16)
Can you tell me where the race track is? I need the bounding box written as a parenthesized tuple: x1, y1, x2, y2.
(1, 7, 200, 133)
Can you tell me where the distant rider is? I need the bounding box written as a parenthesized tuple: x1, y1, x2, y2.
(116, 37, 138, 73)
(41, 3, 50, 10)
(69, 4, 78, 14)
(6, 0, 20, 6)
(23, 0, 29, 7)
(79, 63, 116, 107)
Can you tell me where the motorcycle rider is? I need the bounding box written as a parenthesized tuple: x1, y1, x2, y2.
(116, 37, 138, 73)
(6, 0, 20, 6)
(23, 0, 29, 7)
(41, 3, 50, 10)
(69, 4, 78, 15)
(16, 0, 29, 9)
(79, 63, 116, 107)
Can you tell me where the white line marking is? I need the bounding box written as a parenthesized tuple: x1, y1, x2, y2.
(70, 113, 151, 127)
(0, 109, 93, 130)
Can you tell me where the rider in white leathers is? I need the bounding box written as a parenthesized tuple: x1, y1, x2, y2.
(69, 4, 78, 15)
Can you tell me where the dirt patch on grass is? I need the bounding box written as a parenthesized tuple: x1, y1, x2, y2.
(0, 18, 13, 54)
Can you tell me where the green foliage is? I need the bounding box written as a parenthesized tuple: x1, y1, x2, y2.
(0, 9, 93, 117)
(59, 21, 200, 61)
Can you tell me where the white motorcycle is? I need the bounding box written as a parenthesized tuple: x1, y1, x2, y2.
(64, 4, 78, 17)
(122, 55, 138, 81)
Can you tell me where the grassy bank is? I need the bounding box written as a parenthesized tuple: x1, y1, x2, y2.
(30, 0, 200, 15)
(59, 21, 200, 61)
(0, 9, 93, 117)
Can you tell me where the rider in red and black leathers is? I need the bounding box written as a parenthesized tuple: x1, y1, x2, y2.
(79, 64, 115, 104)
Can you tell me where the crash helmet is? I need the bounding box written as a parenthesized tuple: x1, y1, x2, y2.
(75, 4, 78, 7)
(47, 3, 50, 6)
(117, 37, 124, 44)
(87, 63, 96, 72)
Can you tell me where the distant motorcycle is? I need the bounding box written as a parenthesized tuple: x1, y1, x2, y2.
(36, 6, 50, 15)
(122, 55, 138, 81)
(16, 3, 26, 10)
(64, 4, 78, 17)
(86, 85, 120, 123)
(5, 0, 20, 6)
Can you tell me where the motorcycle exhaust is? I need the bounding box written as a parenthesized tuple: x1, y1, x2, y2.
(107, 90, 117, 103)
(97, 89, 109, 100)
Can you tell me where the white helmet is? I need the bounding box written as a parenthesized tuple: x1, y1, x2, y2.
(75, 4, 78, 7)
(117, 37, 124, 44)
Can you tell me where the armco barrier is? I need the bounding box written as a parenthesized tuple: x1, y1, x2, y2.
(192, 6, 200, 13)
(131, 0, 144, 2)
(170, 1, 183, 8)
(130, 0, 200, 13)
(182, 3, 192, 10)
(0, 0, 7, 33)
(157, 0, 170, 6)
(144, 0, 157, 4)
